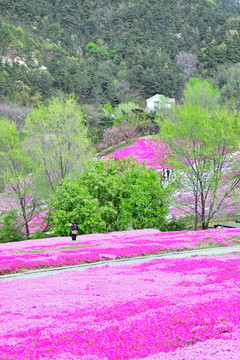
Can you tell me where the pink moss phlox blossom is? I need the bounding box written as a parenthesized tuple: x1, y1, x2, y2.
(105, 138, 172, 170)
(1, 255, 240, 359)
(1, 228, 240, 275)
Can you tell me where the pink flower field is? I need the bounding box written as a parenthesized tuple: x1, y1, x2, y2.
(1, 228, 240, 275)
(1, 253, 240, 359)
(105, 137, 171, 170)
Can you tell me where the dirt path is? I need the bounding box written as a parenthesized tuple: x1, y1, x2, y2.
(1, 244, 239, 281)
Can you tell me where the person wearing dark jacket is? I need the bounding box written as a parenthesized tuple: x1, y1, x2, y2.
(69, 221, 78, 241)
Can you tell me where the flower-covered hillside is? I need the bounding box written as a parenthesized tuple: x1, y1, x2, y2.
(1, 228, 240, 275)
(105, 137, 171, 170)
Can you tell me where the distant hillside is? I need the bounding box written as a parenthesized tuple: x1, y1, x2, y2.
(0, 0, 240, 106)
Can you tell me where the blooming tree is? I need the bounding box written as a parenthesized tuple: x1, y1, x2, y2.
(159, 103, 240, 229)
(97, 121, 139, 151)
(176, 51, 197, 79)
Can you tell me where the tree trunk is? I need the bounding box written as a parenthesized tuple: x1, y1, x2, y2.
(20, 199, 30, 238)
(200, 191, 207, 229)
(23, 215, 30, 238)
(194, 193, 198, 230)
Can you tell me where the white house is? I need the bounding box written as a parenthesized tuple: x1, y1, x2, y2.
(146, 94, 175, 112)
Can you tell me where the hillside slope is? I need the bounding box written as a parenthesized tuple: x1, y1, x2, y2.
(0, 0, 240, 105)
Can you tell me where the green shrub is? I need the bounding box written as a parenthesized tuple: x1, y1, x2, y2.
(50, 157, 171, 235)
(0, 210, 25, 243)
(30, 229, 49, 239)
(165, 218, 187, 232)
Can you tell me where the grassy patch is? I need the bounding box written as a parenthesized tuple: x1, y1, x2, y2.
(25, 245, 87, 253)
(26, 248, 55, 253)
(59, 245, 87, 250)
(198, 239, 240, 247)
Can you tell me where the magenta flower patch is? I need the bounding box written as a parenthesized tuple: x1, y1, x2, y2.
(1, 254, 240, 359)
(1, 228, 240, 275)
(104, 137, 171, 170)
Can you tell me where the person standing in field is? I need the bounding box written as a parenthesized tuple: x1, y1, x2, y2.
(69, 221, 78, 241)
(166, 169, 170, 179)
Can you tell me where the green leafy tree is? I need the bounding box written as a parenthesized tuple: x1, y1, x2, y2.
(183, 78, 220, 111)
(86, 42, 111, 59)
(218, 64, 240, 108)
(51, 157, 170, 235)
(25, 96, 93, 193)
(50, 179, 105, 236)
(159, 103, 240, 229)
(0, 118, 42, 237)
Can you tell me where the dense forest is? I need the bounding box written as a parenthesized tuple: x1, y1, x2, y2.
(0, 0, 240, 108)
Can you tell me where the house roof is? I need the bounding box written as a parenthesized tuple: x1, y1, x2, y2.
(146, 94, 161, 102)
(146, 94, 175, 103)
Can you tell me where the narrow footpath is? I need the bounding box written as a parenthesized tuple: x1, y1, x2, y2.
(1, 245, 239, 281)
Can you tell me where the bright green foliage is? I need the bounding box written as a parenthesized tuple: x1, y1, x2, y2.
(206, 0, 216, 5)
(25, 96, 92, 193)
(50, 179, 105, 236)
(86, 42, 112, 59)
(0, 118, 41, 237)
(159, 103, 240, 229)
(51, 157, 170, 235)
(0, 210, 25, 243)
(183, 78, 220, 111)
